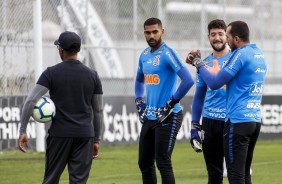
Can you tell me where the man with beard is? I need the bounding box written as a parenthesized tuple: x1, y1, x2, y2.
(134, 17, 194, 184)
(186, 21, 267, 184)
(189, 19, 231, 184)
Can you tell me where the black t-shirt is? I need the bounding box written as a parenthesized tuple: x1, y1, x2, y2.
(37, 60, 103, 137)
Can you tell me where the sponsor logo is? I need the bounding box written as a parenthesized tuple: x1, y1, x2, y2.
(208, 108, 226, 113)
(162, 123, 169, 127)
(145, 74, 160, 85)
(255, 68, 266, 73)
(158, 48, 164, 53)
(261, 104, 282, 125)
(146, 106, 158, 117)
(229, 53, 241, 69)
(143, 49, 149, 55)
(0, 107, 36, 140)
(244, 113, 260, 118)
(254, 54, 264, 59)
(246, 100, 261, 109)
(260, 103, 282, 133)
(249, 81, 264, 96)
(208, 108, 226, 119)
(146, 58, 153, 64)
(208, 113, 226, 119)
(166, 51, 178, 67)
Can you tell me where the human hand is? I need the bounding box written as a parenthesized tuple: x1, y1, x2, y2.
(18, 133, 29, 153)
(205, 60, 220, 75)
(93, 143, 99, 159)
(190, 122, 203, 152)
(156, 97, 178, 122)
(185, 50, 205, 68)
(135, 97, 147, 124)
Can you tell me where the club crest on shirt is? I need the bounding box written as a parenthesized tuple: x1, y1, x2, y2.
(153, 55, 161, 66)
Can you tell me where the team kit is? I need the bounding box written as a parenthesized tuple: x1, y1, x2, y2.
(19, 18, 266, 184)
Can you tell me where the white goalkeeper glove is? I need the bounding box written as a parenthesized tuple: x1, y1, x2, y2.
(190, 121, 203, 152)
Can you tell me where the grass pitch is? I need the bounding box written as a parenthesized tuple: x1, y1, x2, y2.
(0, 139, 281, 184)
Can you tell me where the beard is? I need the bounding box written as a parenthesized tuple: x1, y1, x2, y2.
(147, 38, 162, 48)
(229, 42, 238, 52)
(211, 41, 226, 52)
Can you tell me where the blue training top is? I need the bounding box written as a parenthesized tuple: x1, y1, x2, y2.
(135, 42, 193, 120)
(197, 52, 232, 121)
(223, 44, 267, 123)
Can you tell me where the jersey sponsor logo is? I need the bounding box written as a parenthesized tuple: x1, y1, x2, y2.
(145, 74, 160, 85)
(229, 53, 241, 69)
(165, 51, 178, 67)
(153, 55, 161, 66)
(208, 112, 226, 118)
(246, 100, 261, 109)
(208, 108, 226, 113)
(145, 106, 158, 116)
(255, 68, 266, 73)
(208, 108, 226, 118)
(244, 113, 260, 118)
(146, 58, 153, 64)
(249, 81, 264, 96)
(254, 54, 264, 59)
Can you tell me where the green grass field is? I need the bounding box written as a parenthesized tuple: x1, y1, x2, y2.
(0, 139, 282, 184)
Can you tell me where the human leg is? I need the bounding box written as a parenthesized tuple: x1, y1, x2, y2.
(155, 111, 183, 184)
(202, 118, 224, 184)
(245, 123, 261, 184)
(138, 120, 158, 184)
(68, 137, 93, 184)
(224, 121, 257, 184)
(42, 137, 72, 184)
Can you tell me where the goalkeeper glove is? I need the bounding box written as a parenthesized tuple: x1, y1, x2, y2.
(190, 121, 203, 152)
(156, 97, 179, 123)
(135, 97, 147, 124)
(185, 50, 205, 69)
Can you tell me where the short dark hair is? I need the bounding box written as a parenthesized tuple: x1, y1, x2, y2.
(144, 17, 162, 29)
(228, 21, 250, 42)
(208, 19, 226, 33)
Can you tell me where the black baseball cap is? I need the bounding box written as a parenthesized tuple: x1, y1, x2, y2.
(54, 31, 81, 52)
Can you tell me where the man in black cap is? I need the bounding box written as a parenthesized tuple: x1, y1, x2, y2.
(18, 31, 104, 184)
